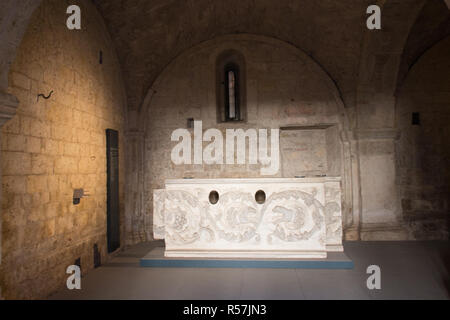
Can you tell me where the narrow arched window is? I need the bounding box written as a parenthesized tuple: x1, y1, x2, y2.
(225, 64, 240, 121)
(216, 50, 246, 123)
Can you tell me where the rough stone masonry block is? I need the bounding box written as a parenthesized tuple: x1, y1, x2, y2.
(46, 175, 60, 193)
(31, 154, 53, 175)
(51, 124, 73, 142)
(75, 129, 92, 144)
(2, 175, 26, 194)
(63, 142, 79, 157)
(72, 109, 83, 128)
(2, 151, 32, 175)
(46, 101, 72, 125)
(5, 134, 25, 152)
(26, 136, 42, 154)
(54, 156, 78, 174)
(2, 114, 21, 134)
(11, 72, 31, 90)
(78, 157, 98, 174)
(29, 119, 50, 139)
(41, 139, 61, 155)
(26, 175, 49, 193)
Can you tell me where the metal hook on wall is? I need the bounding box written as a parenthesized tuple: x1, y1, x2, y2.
(37, 90, 54, 102)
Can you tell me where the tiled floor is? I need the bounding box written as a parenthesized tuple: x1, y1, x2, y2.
(49, 241, 450, 300)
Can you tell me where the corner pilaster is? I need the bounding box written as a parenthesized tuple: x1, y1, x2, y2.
(354, 128, 410, 240)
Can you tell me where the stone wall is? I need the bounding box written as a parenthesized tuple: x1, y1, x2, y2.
(395, 36, 450, 240)
(0, 0, 126, 299)
(142, 35, 351, 241)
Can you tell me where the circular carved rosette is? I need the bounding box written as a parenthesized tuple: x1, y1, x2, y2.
(164, 190, 203, 244)
(210, 191, 262, 243)
(261, 190, 325, 244)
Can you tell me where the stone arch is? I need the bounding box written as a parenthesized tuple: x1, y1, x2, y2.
(397, 35, 450, 91)
(139, 34, 350, 131)
(395, 0, 450, 93)
(133, 33, 356, 241)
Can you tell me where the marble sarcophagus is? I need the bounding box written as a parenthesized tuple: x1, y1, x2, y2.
(153, 178, 343, 258)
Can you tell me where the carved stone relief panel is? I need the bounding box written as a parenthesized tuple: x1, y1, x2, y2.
(154, 178, 343, 258)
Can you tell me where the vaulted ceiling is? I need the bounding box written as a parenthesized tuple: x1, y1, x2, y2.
(93, 0, 374, 111)
(91, 0, 449, 114)
(2, 0, 448, 115)
(397, 0, 450, 90)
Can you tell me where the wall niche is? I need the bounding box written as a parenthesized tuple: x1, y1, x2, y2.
(280, 124, 342, 178)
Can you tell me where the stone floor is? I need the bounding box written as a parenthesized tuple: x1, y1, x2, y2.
(49, 241, 450, 300)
